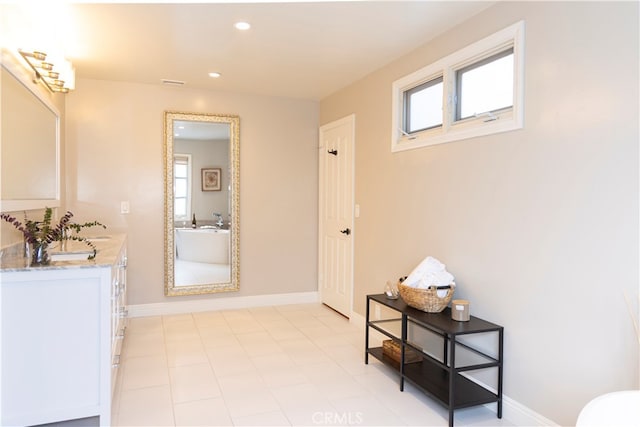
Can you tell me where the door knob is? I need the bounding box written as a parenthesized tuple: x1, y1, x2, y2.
(328, 149, 338, 156)
(340, 228, 351, 235)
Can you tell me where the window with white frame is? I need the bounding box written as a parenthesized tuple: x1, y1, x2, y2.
(173, 153, 192, 221)
(392, 21, 524, 152)
(404, 76, 443, 133)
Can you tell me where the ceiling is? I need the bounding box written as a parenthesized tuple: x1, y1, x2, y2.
(174, 120, 231, 141)
(5, 1, 495, 101)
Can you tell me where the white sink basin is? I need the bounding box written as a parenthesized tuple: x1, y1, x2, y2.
(87, 235, 111, 242)
(49, 239, 102, 261)
(50, 251, 94, 261)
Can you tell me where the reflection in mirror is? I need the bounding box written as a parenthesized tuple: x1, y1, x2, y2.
(164, 112, 239, 296)
(1, 58, 60, 211)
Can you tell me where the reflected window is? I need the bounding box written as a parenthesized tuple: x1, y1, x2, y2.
(174, 154, 192, 220)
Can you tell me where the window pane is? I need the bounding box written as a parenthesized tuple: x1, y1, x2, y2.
(173, 154, 191, 220)
(175, 178, 187, 197)
(405, 78, 443, 133)
(175, 164, 187, 178)
(458, 50, 513, 120)
(175, 199, 186, 216)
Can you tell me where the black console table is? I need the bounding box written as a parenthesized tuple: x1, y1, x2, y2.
(365, 294, 504, 427)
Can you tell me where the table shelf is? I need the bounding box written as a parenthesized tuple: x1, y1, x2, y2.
(403, 360, 499, 409)
(365, 294, 504, 427)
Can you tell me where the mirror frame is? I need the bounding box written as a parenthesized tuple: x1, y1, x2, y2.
(163, 111, 240, 296)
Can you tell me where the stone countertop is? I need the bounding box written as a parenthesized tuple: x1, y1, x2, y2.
(0, 233, 126, 272)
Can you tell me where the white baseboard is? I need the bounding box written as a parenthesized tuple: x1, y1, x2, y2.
(349, 310, 366, 329)
(348, 310, 558, 426)
(127, 291, 320, 317)
(496, 395, 559, 427)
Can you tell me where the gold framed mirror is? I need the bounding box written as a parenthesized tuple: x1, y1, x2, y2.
(163, 111, 240, 296)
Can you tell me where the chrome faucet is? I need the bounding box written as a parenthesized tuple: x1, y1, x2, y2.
(213, 212, 224, 228)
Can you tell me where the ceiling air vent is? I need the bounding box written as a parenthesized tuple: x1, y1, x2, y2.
(161, 79, 185, 86)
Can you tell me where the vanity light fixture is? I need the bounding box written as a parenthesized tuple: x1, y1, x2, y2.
(208, 72, 221, 78)
(20, 50, 46, 61)
(18, 49, 75, 93)
(234, 21, 251, 31)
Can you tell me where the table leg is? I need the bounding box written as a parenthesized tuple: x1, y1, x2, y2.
(497, 327, 504, 418)
(365, 297, 370, 364)
(400, 314, 407, 391)
(448, 334, 456, 427)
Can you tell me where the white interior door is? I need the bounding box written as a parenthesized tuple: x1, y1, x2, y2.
(318, 114, 354, 318)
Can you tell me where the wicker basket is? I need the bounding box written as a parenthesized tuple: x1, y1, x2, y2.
(397, 282, 454, 313)
(382, 339, 422, 364)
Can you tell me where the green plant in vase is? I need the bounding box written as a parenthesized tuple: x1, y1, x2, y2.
(1, 207, 106, 266)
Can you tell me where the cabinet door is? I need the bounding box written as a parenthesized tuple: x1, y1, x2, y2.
(2, 277, 103, 426)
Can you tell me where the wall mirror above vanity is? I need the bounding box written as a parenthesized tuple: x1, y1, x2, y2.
(163, 111, 240, 296)
(1, 51, 60, 212)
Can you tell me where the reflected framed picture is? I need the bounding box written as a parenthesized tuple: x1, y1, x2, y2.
(201, 168, 221, 191)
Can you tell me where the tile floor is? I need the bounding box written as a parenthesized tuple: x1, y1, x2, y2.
(112, 303, 514, 426)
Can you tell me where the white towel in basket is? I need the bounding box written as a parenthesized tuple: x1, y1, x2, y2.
(404, 256, 455, 297)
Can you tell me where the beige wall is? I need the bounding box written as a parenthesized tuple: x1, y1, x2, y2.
(320, 1, 638, 425)
(65, 79, 319, 305)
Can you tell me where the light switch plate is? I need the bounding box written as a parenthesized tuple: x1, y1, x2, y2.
(120, 201, 130, 214)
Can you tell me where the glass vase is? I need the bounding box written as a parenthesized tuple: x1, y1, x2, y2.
(30, 242, 50, 266)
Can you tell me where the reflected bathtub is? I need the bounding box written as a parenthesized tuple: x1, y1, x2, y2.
(175, 228, 229, 264)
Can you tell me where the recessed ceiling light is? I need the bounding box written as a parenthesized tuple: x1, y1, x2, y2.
(209, 72, 221, 78)
(234, 21, 251, 31)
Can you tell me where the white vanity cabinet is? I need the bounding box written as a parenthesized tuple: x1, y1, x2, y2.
(0, 234, 127, 426)
(111, 244, 128, 396)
